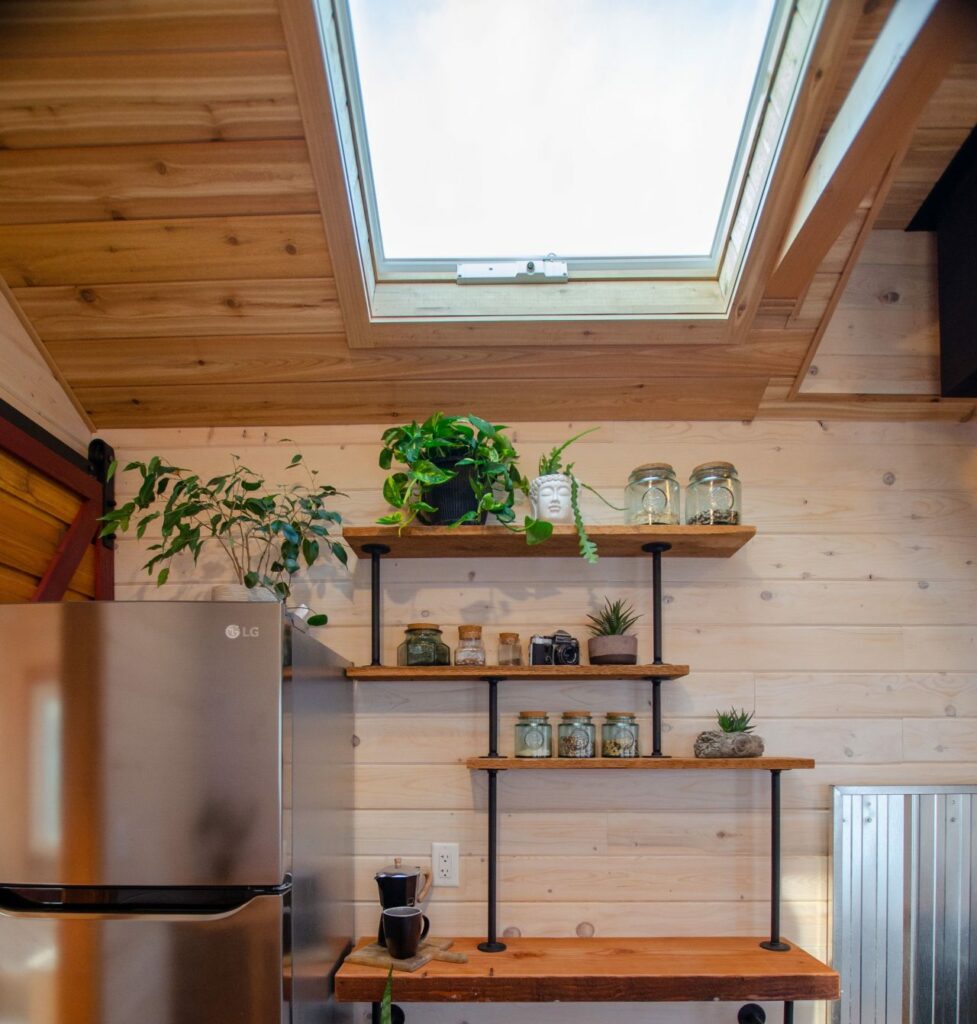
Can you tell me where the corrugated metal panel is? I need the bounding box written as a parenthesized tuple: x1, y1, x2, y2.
(832, 786, 977, 1024)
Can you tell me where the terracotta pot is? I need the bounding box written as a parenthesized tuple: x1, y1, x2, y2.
(587, 634, 638, 665)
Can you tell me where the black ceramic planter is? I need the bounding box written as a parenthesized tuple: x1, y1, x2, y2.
(419, 458, 487, 525)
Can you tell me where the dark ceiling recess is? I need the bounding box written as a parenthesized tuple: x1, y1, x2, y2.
(909, 124, 977, 397)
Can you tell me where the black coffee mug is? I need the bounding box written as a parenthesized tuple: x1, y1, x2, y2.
(381, 906, 430, 960)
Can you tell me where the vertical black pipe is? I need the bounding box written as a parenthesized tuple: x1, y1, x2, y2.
(363, 544, 388, 666)
(477, 768, 506, 952)
(642, 543, 670, 758)
(487, 678, 500, 757)
(371, 1002, 381, 1024)
(783, 1002, 794, 1024)
(761, 769, 789, 951)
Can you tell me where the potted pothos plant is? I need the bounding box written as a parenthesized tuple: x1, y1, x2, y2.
(530, 427, 622, 563)
(586, 597, 642, 665)
(99, 452, 347, 626)
(378, 412, 551, 543)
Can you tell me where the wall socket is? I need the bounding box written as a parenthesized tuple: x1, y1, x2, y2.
(431, 842, 459, 887)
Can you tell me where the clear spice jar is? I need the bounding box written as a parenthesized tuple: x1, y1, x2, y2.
(685, 461, 741, 526)
(498, 632, 522, 666)
(602, 712, 640, 758)
(625, 463, 680, 525)
(558, 711, 596, 758)
(514, 711, 552, 758)
(396, 623, 450, 667)
(455, 624, 486, 666)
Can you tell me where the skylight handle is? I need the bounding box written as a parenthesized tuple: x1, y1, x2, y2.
(457, 258, 569, 284)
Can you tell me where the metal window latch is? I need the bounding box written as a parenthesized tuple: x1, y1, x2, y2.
(456, 258, 569, 284)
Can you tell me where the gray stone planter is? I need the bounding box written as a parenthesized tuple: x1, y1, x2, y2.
(693, 730, 765, 758)
(587, 634, 638, 665)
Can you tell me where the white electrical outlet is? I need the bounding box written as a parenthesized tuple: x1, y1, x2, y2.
(431, 842, 459, 887)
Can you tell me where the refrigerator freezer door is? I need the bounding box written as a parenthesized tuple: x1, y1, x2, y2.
(0, 893, 286, 1024)
(0, 602, 285, 887)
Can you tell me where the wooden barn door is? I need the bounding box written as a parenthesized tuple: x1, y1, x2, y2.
(0, 400, 113, 602)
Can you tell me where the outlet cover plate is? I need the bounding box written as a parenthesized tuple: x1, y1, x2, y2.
(432, 841, 459, 887)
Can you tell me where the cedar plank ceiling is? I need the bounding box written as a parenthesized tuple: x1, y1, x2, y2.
(0, 0, 975, 428)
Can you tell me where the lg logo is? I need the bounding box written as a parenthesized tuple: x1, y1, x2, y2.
(225, 624, 260, 639)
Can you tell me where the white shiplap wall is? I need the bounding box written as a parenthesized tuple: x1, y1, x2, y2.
(102, 419, 977, 1024)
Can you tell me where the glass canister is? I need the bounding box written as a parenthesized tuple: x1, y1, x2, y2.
(558, 711, 596, 758)
(685, 461, 741, 526)
(396, 623, 450, 666)
(625, 463, 680, 526)
(455, 624, 486, 666)
(498, 632, 522, 666)
(601, 712, 640, 758)
(514, 711, 552, 758)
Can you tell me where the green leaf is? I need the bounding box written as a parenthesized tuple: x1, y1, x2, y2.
(524, 517, 553, 545)
(156, 567, 170, 586)
(330, 541, 348, 566)
(382, 474, 407, 508)
(240, 479, 262, 491)
(244, 571, 259, 588)
(307, 613, 328, 627)
(106, 460, 118, 480)
(378, 448, 393, 470)
(302, 537, 319, 567)
(289, 453, 302, 465)
(377, 512, 404, 525)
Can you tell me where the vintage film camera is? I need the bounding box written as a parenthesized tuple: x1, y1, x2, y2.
(529, 630, 580, 666)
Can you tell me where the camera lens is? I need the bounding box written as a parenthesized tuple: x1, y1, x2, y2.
(556, 644, 579, 665)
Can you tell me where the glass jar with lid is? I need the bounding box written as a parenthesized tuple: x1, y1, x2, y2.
(455, 624, 486, 666)
(685, 462, 741, 526)
(601, 712, 640, 758)
(498, 632, 522, 666)
(396, 623, 450, 667)
(625, 463, 680, 526)
(514, 711, 552, 758)
(558, 711, 596, 758)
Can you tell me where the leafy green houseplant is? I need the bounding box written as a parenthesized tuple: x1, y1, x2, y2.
(100, 453, 347, 626)
(529, 427, 622, 563)
(586, 597, 642, 665)
(378, 412, 551, 543)
(694, 707, 765, 759)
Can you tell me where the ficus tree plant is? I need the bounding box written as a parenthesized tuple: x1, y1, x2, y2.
(378, 412, 552, 544)
(99, 452, 347, 626)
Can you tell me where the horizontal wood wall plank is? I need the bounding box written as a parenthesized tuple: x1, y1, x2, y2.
(0, 140, 317, 224)
(0, 2, 284, 57)
(46, 336, 810, 388)
(0, 215, 331, 286)
(13, 279, 342, 340)
(72, 378, 768, 427)
(0, 53, 302, 149)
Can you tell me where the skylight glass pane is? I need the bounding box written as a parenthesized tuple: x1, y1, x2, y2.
(344, 0, 777, 263)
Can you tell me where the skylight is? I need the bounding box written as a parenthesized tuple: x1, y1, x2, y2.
(335, 0, 781, 275)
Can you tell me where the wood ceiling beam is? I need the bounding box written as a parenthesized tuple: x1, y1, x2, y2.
(767, 0, 975, 301)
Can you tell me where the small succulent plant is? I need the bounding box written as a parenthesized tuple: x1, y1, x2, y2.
(716, 707, 756, 733)
(587, 597, 642, 637)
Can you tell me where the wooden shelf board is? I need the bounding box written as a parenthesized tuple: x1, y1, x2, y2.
(466, 756, 816, 771)
(347, 664, 689, 682)
(334, 936, 839, 1003)
(343, 524, 756, 559)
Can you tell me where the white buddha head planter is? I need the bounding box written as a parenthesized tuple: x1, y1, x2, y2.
(530, 473, 574, 524)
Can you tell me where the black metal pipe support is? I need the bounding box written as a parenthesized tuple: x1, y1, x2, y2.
(487, 677, 501, 758)
(737, 1005, 765, 1024)
(783, 1003, 794, 1024)
(760, 769, 790, 951)
(362, 544, 389, 666)
(642, 542, 671, 758)
(478, 767, 506, 953)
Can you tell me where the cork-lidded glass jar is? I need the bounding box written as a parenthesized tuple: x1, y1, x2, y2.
(514, 711, 552, 758)
(685, 462, 741, 526)
(455, 624, 486, 666)
(601, 712, 640, 758)
(498, 632, 522, 666)
(558, 711, 596, 758)
(397, 624, 450, 667)
(625, 463, 680, 526)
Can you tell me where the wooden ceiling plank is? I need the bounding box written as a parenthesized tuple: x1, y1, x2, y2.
(0, 214, 331, 287)
(74, 378, 770, 429)
(45, 335, 812, 389)
(758, 387, 976, 422)
(13, 279, 343, 340)
(0, 52, 302, 149)
(0, 140, 317, 225)
(0, 2, 284, 57)
(768, 0, 975, 300)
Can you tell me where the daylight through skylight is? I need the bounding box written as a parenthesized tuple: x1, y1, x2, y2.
(340, 0, 779, 268)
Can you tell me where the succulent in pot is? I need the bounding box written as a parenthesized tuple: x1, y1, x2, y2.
(531, 428, 623, 564)
(586, 597, 641, 665)
(99, 452, 347, 626)
(378, 413, 551, 544)
(693, 707, 765, 759)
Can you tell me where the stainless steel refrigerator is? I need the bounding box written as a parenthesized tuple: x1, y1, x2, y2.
(0, 601, 353, 1024)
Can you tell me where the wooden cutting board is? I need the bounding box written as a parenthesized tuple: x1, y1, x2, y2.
(345, 937, 467, 973)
